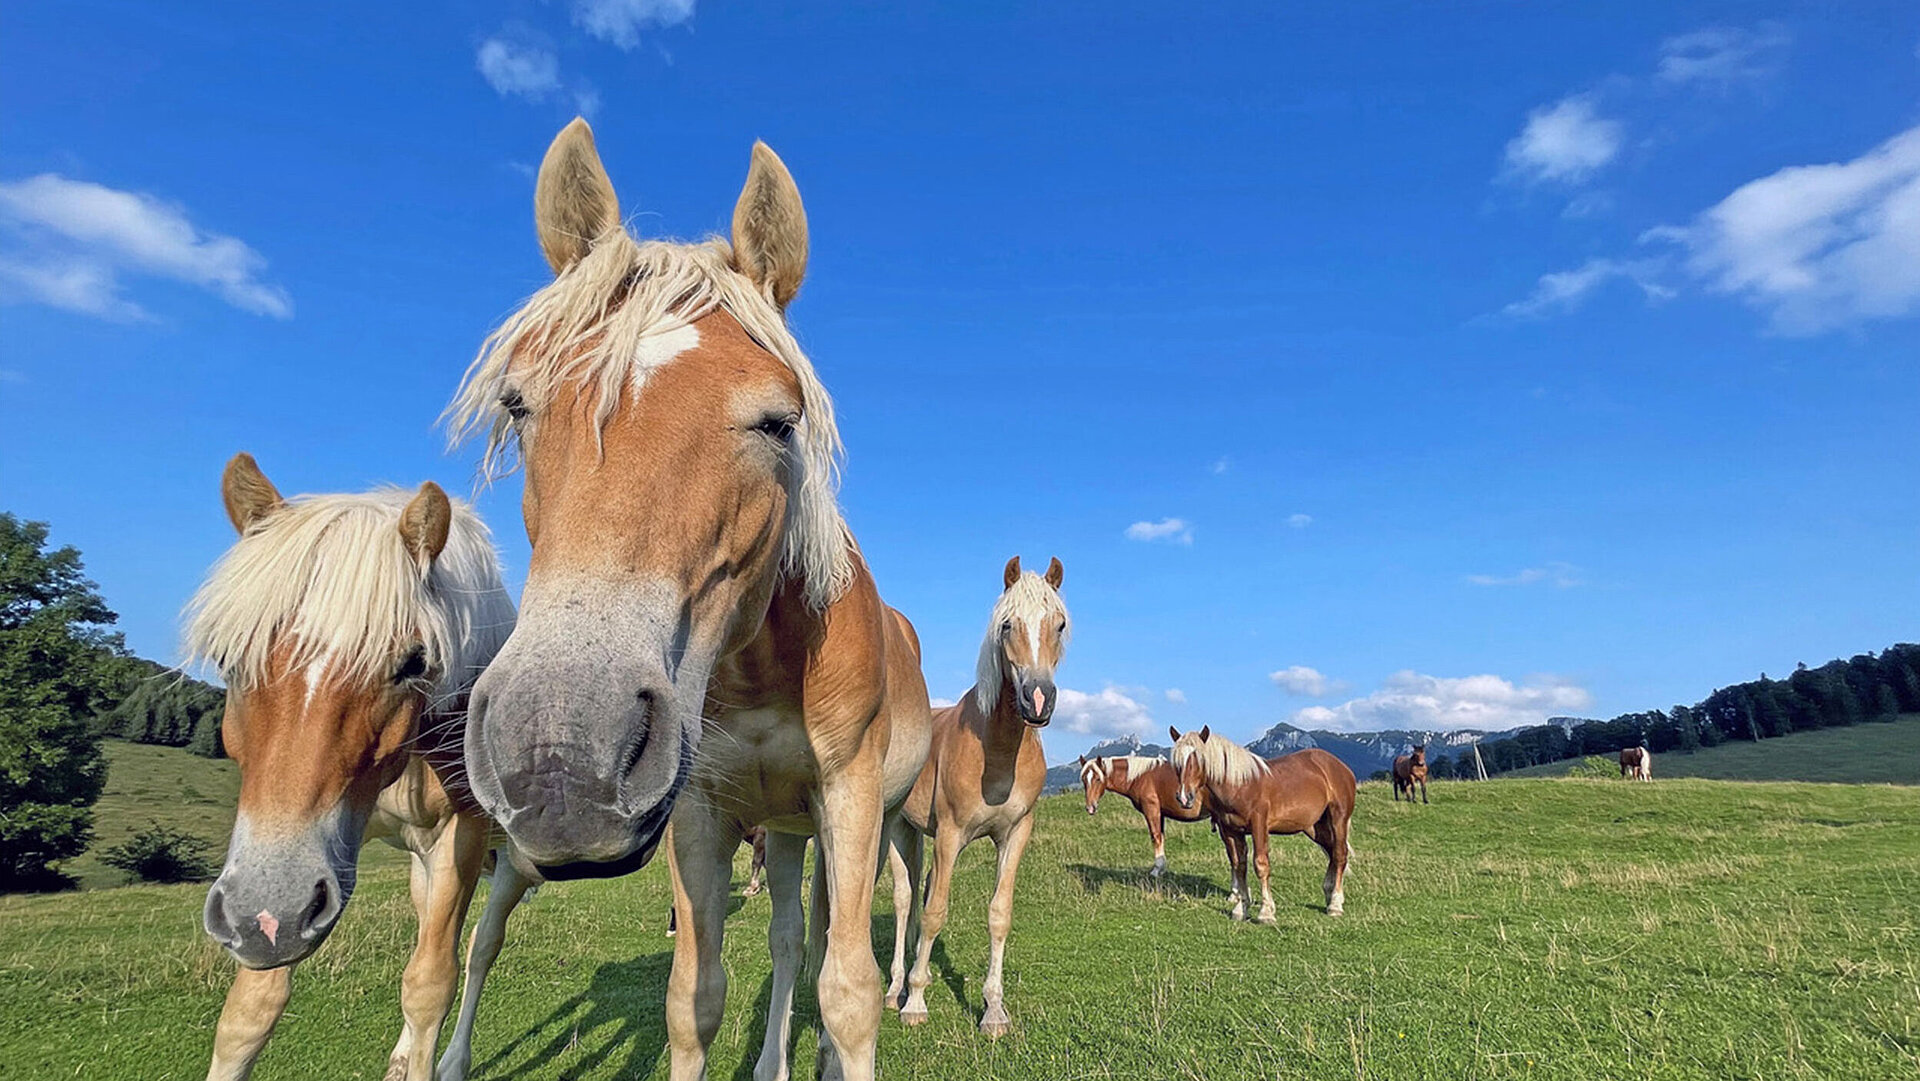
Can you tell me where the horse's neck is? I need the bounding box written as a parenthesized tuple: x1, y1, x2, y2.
(707, 576, 835, 710)
(978, 677, 1035, 763)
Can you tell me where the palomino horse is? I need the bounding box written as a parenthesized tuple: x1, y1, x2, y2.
(890, 556, 1069, 1036)
(1079, 754, 1214, 877)
(448, 118, 932, 1081)
(185, 454, 532, 1081)
(1392, 744, 1429, 803)
(1620, 745, 1652, 781)
(1170, 727, 1356, 924)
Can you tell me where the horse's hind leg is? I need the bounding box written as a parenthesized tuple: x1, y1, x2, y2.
(979, 814, 1035, 1037)
(1318, 810, 1350, 916)
(752, 831, 808, 1081)
(389, 812, 488, 1081)
(884, 816, 923, 1009)
(1222, 831, 1249, 921)
(436, 851, 536, 1081)
(206, 964, 292, 1081)
(902, 825, 963, 1025)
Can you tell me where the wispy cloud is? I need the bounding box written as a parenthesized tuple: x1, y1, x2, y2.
(1500, 258, 1674, 318)
(928, 695, 957, 709)
(1210, 456, 1231, 475)
(1270, 665, 1341, 697)
(1657, 23, 1791, 87)
(1466, 562, 1586, 588)
(1163, 688, 1187, 704)
(1055, 686, 1156, 739)
(1503, 95, 1623, 185)
(571, 0, 696, 50)
(1294, 671, 1593, 733)
(1125, 517, 1193, 545)
(1286, 513, 1313, 529)
(0, 174, 291, 321)
(477, 37, 560, 99)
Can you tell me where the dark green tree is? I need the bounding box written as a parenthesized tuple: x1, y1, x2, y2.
(0, 514, 120, 888)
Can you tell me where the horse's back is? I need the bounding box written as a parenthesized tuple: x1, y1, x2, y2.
(1280, 748, 1357, 811)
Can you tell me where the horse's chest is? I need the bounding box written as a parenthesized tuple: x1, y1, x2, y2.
(699, 705, 818, 826)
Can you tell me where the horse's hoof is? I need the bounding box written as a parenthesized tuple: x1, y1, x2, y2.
(900, 1006, 930, 1027)
(1230, 908, 1247, 922)
(1255, 912, 1276, 926)
(383, 1057, 408, 1081)
(980, 1018, 1012, 1038)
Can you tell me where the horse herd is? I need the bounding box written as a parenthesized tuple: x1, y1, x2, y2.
(174, 116, 1560, 1081)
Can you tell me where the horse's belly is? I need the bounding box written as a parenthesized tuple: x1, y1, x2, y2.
(699, 706, 820, 824)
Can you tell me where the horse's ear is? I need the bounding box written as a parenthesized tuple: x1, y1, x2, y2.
(221, 453, 284, 535)
(1003, 556, 1022, 589)
(1169, 725, 1181, 743)
(535, 117, 621, 276)
(1199, 725, 1211, 743)
(1077, 755, 1086, 766)
(1045, 557, 1064, 590)
(731, 141, 808, 310)
(398, 482, 453, 572)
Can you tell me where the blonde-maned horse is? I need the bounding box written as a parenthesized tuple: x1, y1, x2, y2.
(186, 455, 533, 1081)
(889, 556, 1068, 1036)
(1621, 745, 1652, 781)
(446, 118, 932, 1081)
(1078, 754, 1216, 877)
(1169, 726, 1356, 924)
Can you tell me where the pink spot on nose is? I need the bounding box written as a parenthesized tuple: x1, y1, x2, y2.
(256, 910, 280, 946)
(1032, 687, 1045, 716)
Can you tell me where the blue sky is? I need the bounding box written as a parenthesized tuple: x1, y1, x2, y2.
(3, 2, 1916, 757)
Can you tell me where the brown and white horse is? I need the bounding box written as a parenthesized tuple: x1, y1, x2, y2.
(1170, 727, 1356, 924)
(1392, 744, 1429, 803)
(447, 118, 932, 1081)
(1078, 754, 1214, 877)
(889, 556, 1068, 1036)
(185, 454, 532, 1081)
(1620, 745, 1652, 781)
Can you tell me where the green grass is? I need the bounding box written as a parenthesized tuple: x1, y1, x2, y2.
(65, 740, 241, 890)
(3, 746, 1917, 1079)
(1502, 714, 1920, 784)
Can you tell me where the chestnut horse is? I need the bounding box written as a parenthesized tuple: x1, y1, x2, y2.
(448, 118, 931, 1081)
(1170, 726, 1356, 923)
(1078, 754, 1213, 877)
(889, 557, 1069, 1036)
(1621, 745, 1652, 781)
(1392, 745, 1429, 803)
(185, 455, 531, 1081)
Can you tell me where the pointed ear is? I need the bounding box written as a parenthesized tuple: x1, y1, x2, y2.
(1077, 755, 1086, 766)
(221, 453, 284, 534)
(398, 482, 453, 571)
(1169, 725, 1181, 743)
(1003, 556, 1022, 589)
(535, 117, 621, 275)
(731, 141, 808, 309)
(1199, 725, 1212, 743)
(1045, 557, 1064, 590)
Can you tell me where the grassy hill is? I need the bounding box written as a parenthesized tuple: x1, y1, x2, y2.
(1500, 714, 1920, 784)
(3, 743, 1916, 1079)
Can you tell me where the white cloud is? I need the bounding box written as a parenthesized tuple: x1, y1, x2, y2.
(572, 0, 696, 50)
(1125, 517, 1193, 545)
(477, 37, 560, 99)
(1657, 24, 1791, 87)
(1210, 456, 1231, 475)
(1466, 562, 1585, 588)
(1270, 665, 1340, 697)
(1500, 257, 1674, 318)
(1163, 688, 1186, 704)
(1055, 686, 1156, 739)
(0, 174, 291, 321)
(1293, 671, 1593, 734)
(1645, 123, 1920, 334)
(1504, 95, 1623, 184)
(1286, 513, 1313, 529)
(928, 695, 957, 709)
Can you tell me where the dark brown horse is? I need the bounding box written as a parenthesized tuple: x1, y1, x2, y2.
(1392, 745, 1429, 803)
(1078, 754, 1213, 877)
(1170, 726, 1356, 923)
(1620, 745, 1652, 781)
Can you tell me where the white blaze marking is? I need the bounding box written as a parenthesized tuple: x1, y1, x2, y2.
(630, 322, 702, 387)
(303, 654, 333, 710)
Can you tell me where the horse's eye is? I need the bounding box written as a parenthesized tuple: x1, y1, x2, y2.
(500, 389, 531, 423)
(1000, 620, 1012, 636)
(1057, 620, 1067, 634)
(751, 413, 798, 444)
(393, 647, 428, 685)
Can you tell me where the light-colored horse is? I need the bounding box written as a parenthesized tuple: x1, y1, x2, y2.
(890, 556, 1069, 1036)
(1079, 754, 1215, 877)
(447, 118, 932, 1081)
(1621, 745, 1652, 781)
(186, 455, 533, 1081)
(1170, 726, 1356, 924)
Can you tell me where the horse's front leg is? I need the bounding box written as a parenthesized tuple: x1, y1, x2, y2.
(436, 848, 537, 1081)
(667, 811, 741, 1081)
(812, 766, 886, 1081)
(901, 824, 963, 1025)
(749, 831, 808, 1081)
(388, 812, 489, 1081)
(1144, 801, 1167, 878)
(978, 813, 1035, 1037)
(205, 964, 293, 1081)
(1250, 821, 1277, 925)
(1222, 830, 1249, 921)
(1421, 778, 1429, 803)
(883, 815, 922, 1008)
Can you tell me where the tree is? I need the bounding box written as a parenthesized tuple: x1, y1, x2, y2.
(0, 514, 120, 888)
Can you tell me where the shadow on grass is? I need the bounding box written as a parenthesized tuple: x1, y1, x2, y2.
(474, 948, 676, 1080)
(0, 867, 79, 893)
(1066, 862, 1226, 900)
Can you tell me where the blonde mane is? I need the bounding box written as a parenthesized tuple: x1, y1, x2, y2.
(1082, 755, 1167, 788)
(1171, 730, 1269, 788)
(184, 490, 515, 700)
(444, 233, 852, 610)
(973, 571, 1072, 713)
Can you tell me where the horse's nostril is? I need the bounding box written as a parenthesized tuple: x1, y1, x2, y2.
(301, 877, 339, 937)
(203, 884, 237, 943)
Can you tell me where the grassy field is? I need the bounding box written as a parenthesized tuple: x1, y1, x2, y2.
(1502, 715, 1920, 784)
(2, 747, 1917, 1079)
